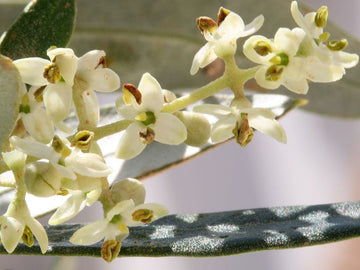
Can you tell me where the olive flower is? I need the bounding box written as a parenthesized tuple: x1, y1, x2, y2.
(115, 73, 187, 159)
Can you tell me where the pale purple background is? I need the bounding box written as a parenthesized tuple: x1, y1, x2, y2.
(2, 0, 360, 269)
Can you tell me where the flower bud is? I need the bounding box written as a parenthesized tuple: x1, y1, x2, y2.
(110, 178, 145, 205)
(174, 111, 210, 147)
(24, 162, 62, 197)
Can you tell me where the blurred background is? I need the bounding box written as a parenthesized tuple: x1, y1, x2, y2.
(1, 0, 360, 269)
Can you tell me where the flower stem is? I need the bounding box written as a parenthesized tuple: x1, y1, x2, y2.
(161, 76, 228, 113)
(92, 120, 132, 141)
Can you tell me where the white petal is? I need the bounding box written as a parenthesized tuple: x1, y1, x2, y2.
(43, 83, 72, 123)
(190, 43, 217, 75)
(274, 28, 304, 56)
(65, 152, 112, 178)
(211, 116, 236, 143)
(306, 59, 345, 82)
(85, 68, 120, 92)
(242, 108, 275, 119)
(243, 35, 274, 64)
(152, 113, 187, 145)
(333, 51, 359, 68)
(48, 192, 87, 225)
(254, 66, 283, 89)
(0, 216, 24, 253)
(13, 58, 50, 86)
(77, 50, 105, 70)
(26, 217, 48, 254)
(107, 199, 135, 220)
(217, 12, 245, 39)
(283, 77, 309, 94)
(48, 48, 77, 86)
(79, 90, 99, 127)
(241, 15, 264, 37)
(86, 188, 102, 206)
(193, 104, 232, 116)
(115, 96, 139, 120)
(290, 1, 313, 37)
(122, 203, 168, 226)
(137, 73, 164, 113)
(10, 136, 57, 161)
(249, 115, 287, 143)
(70, 219, 108, 245)
(115, 122, 146, 160)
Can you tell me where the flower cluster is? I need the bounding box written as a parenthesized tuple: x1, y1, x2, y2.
(243, 1, 359, 94)
(0, 1, 358, 262)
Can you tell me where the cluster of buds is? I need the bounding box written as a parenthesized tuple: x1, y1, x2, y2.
(0, 1, 358, 262)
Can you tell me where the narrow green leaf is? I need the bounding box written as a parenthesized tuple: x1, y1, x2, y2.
(0, 0, 76, 59)
(0, 55, 22, 152)
(2, 201, 360, 257)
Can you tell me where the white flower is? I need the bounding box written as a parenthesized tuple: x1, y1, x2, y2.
(48, 176, 103, 225)
(70, 199, 168, 245)
(14, 48, 76, 131)
(290, 1, 358, 82)
(243, 27, 309, 94)
(115, 73, 187, 159)
(9, 136, 112, 180)
(19, 87, 54, 143)
(194, 99, 287, 144)
(0, 199, 48, 253)
(190, 7, 264, 75)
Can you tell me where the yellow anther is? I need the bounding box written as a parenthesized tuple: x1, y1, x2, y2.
(71, 130, 94, 150)
(232, 113, 254, 147)
(265, 65, 284, 81)
(139, 128, 155, 144)
(315, 6, 328, 28)
(22, 226, 34, 247)
(132, 208, 154, 223)
(319, 32, 330, 42)
(254, 41, 272, 56)
(43, 63, 61, 84)
(327, 39, 348, 51)
(101, 240, 121, 263)
(196, 16, 218, 35)
(123, 84, 142, 105)
(217, 7, 230, 25)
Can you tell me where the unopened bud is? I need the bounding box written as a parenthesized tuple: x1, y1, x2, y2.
(174, 111, 210, 147)
(24, 161, 62, 197)
(101, 240, 121, 263)
(110, 178, 145, 205)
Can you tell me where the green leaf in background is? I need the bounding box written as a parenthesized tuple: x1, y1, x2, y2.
(2, 200, 360, 257)
(0, 0, 76, 59)
(0, 55, 22, 152)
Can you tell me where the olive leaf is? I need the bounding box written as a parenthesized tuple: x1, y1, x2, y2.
(0, 0, 76, 59)
(2, 201, 360, 257)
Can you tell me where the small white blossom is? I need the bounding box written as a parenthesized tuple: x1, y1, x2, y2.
(194, 99, 287, 144)
(10, 136, 112, 180)
(70, 199, 168, 245)
(0, 206, 48, 253)
(190, 7, 264, 75)
(48, 176, 103, 225)
(14, 48, 76, 131)
(290, 1, 358, 82)
(243, 27, 309, 94)
(115, 73, 187, 160)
